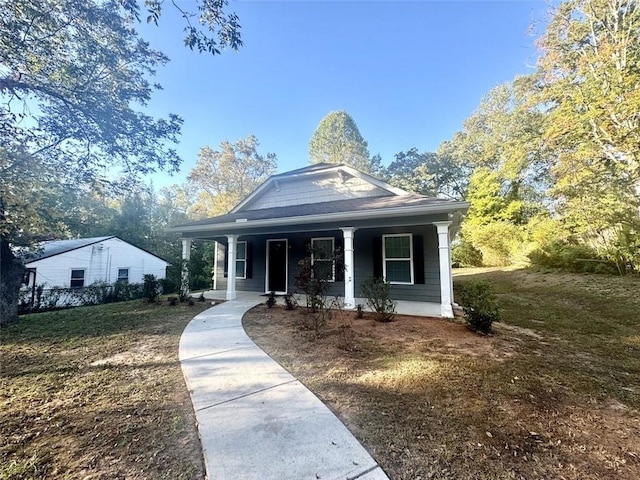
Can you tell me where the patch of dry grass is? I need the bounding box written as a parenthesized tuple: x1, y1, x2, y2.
(0, 298, 210, 480)
(243, 269, 640, 480)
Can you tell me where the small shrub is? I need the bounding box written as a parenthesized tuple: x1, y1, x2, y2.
(284, 294, 296, 310)
(159, 277, 178, 294)
(143, 274, 161, 303)
(335, 322, 357, 351)
(356, 304, 364, 319)
(459, 280, 500, 334)
(198, 293, 206, 302)
(360, 277, 396, 323)
(266, 291, 276, 308)
(168, 297, 178, 306)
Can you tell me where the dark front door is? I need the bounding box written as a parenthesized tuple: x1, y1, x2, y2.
(266, 239, 288, 293)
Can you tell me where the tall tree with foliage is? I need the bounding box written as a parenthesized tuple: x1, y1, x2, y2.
(386, 147, 471, 199)
(442, 78, 549, 265)
(188, 134, 277, 216)
(308, 110, 382, 174)
(0, 0, 242, 323)
(536, 0, 640, 272)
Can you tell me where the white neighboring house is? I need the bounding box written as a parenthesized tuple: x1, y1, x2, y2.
(23, 236, 170, 289)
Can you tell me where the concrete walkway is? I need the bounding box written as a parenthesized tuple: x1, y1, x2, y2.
(179, 294, 389, 480)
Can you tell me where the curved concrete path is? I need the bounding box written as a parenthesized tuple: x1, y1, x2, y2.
(179, 294, 389, 480)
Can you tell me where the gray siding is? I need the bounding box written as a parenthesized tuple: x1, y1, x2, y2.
(354, 226, 441, 303)
(210, 226, 441, 303)
(244, 173, 389, 211)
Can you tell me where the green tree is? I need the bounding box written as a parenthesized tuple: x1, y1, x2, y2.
(386, 147, 471, 199)
(536, 0, 640, 271)
(441, 78, 549, 266)
(308, 110, 381, 174)
(188, 134, 277, 216)
(0, 0, 242, 323)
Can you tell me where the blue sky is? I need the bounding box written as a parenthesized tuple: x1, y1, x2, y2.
(141, 0, 549, 188)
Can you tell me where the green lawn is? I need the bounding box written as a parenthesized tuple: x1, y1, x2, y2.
(0, 299, 210, 480)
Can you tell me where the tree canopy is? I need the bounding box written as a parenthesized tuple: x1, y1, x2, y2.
(424, 0, 640, 272)
(308, 110, 381, 174)
(188, 134, 277, 216)
(0, 0, 243, 323)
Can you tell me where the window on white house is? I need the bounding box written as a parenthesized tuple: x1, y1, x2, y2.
(117, 268, 129, 283)
(383, 234, 414, 284)
(70, 269, 85, 288)
(235, 241, 247, 279)
(311, 237, 335, 281)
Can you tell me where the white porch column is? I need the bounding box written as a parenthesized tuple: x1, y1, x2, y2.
(340, 227, 356, 310)
(433, 221, 454, 318)
(180, 238, 192, 298)
(212, 241, 219, 290)
(226, 235, 237, 300)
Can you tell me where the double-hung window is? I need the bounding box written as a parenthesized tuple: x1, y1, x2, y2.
(70, 269, 85, 288)
(383, 234, 414, 284)
(117, 268, 129, 283)
(235, 241, 247, 279)
(311, 237, 335, 281)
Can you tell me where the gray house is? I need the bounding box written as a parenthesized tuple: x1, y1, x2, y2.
(168, 164, 469, 317)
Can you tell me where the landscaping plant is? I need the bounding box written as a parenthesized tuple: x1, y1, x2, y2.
(360, 277, 396, 322)
(459, 279, 500, 334)
(143, 274, 161, 303)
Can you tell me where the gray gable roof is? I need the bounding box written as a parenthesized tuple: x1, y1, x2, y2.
(24, 236, 170, 264)
(172, 195, 461, 229)
(26, 236, 115, 262)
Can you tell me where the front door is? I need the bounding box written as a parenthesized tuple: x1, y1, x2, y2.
(266, 239, 288, 293)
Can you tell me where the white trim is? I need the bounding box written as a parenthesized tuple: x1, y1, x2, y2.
(117, 267, 129, 282)
(212, 241, 218, 290)
(341, 227, 356, 309)
(235, 240, 247, 279)
(69, 268, 86, 288)
(433, 221, 454, 318)
(181, 238, 192, 297)
(226, 235, 237, 300)
(265, 238, 288, 294)
(169, 201, 470, 235)
(382, 234, 414, 285)
(311, 237, 335, 282)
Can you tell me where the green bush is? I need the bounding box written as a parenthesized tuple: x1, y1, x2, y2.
(143, 274, 161, 303)
(465, 221, 527, 267)
(528, 241, 618, 274)
(452, 239, 483, 267)
(459, 280, 500, 334)
(360, 277, 396, 322)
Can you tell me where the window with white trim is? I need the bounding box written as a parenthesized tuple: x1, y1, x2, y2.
(311, 237, 335, 281)
(117, 268, 129, 283)
(383, 234, 414, 284)
(235, 241, 247, 279)
(70, 269, 85, 288)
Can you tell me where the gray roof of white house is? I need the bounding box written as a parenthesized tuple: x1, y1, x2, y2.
(24, 236, 169, 264)
(25, 236, 115, 262)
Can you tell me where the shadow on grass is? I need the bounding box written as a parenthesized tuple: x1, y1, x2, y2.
(3, 300, 210, 345)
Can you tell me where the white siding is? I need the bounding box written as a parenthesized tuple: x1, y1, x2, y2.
(26, 238, 168, 288)
(244, 172, 388, 210)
